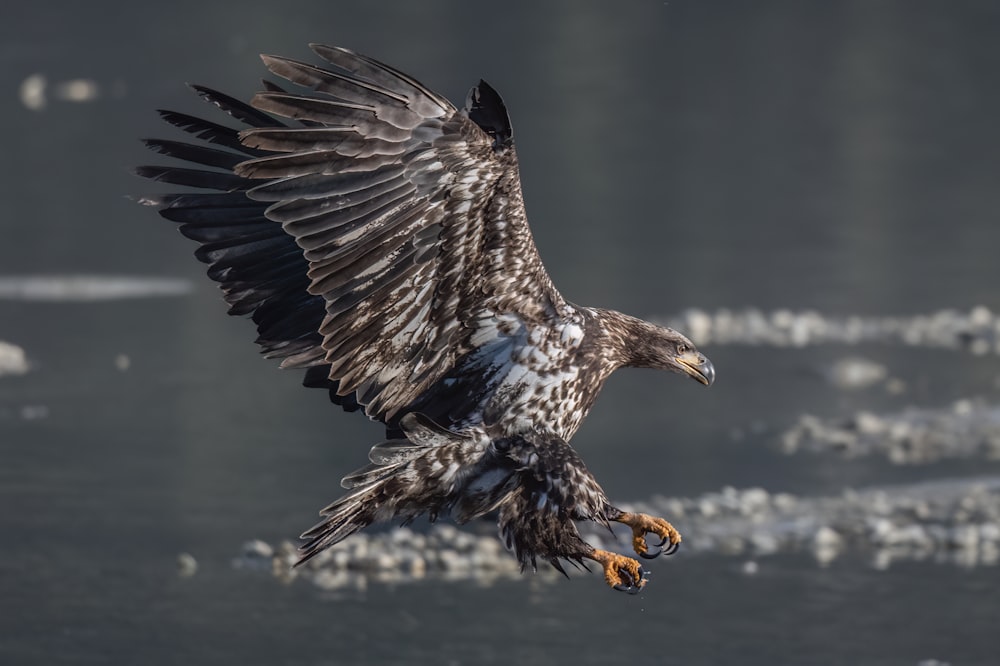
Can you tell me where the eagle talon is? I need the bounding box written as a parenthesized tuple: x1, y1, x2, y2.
(617, 511, 682, 559)
(612, 567, 646, 594)
(614, 581, 643, 595)
(639, 532, 680, 559)
(590, 548, 647, 593)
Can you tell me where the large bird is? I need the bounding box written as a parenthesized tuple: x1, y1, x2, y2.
(138, 45, 715, 593)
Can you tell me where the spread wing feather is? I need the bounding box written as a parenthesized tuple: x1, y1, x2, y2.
(139, 45, 569, 428)
(138, 88, 336, 378)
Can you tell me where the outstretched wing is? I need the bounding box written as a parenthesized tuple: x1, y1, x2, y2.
(139, 45, 569, 426)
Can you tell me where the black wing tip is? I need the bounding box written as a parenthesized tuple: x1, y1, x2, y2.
(465, 79, 513, 151)
(133, 164, 167, 180)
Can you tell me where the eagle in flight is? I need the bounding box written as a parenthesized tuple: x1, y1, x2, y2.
(138, 45, 715, 593)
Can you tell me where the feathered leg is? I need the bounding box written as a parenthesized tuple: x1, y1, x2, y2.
(497, 434, 680, 593)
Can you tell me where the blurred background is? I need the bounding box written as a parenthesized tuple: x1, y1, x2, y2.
(2, 1, 999, 664)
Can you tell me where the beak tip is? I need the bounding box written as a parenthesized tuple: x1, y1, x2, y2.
(677, 352, 715, 386)
(687, 356, 714, 386)
(700, 359, 715, 386)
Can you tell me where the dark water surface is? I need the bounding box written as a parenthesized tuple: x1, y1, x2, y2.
(3, 2, 1000, 664)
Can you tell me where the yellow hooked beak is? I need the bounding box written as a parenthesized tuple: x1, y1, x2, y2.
(675, 350, 715, 386)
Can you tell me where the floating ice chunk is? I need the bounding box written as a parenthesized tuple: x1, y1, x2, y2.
(826, 356, 888, 390)
(19, 74, 102, 111)
(19, 74, 46, 110)
(0, 341, 29, 377)
(0, 275, 192, 301)
(656, 306, 1000, 355)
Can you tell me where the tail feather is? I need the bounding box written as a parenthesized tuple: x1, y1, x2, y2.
(339, 460, 405, 489)
(295, 413, 495, 566)
(297, 488, 375, 564)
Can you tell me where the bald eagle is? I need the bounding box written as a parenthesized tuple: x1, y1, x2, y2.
(138, 45, 714, 593)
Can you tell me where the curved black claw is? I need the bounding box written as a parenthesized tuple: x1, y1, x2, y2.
(613, 566, 636, 590)
(612, 566, 649, 594)
(639, 539, 662, 560)
(638, 534, 681, 559)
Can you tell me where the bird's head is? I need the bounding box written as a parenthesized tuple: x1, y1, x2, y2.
(608, 312, 715, 386)
(642, 327, 715, 386)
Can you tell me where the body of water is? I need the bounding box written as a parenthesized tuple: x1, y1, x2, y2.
(2, 2, 999, 664)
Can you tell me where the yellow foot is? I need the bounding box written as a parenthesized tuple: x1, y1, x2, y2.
(588, 548, 648, 594)
(617, 512, 682, 560)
